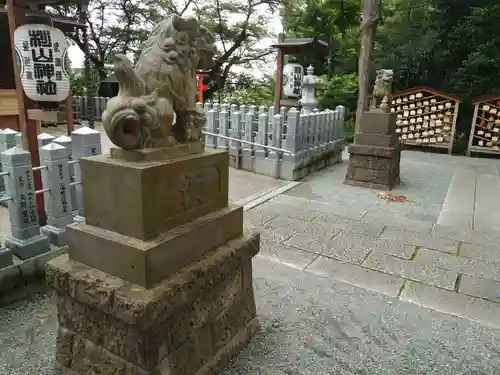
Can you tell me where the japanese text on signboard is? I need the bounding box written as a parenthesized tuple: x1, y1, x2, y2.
(15, 24, 70, 102)
(21, 29, 63, 97)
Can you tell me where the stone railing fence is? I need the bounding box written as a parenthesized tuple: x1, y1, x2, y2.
(0, 126, 102, 270)
(200, 102, 346, 180)
(55, 96, 346, 180)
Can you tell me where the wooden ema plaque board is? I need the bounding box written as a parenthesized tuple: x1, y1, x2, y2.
(468, 95, 500, 156)
(391, 87, 460, 154)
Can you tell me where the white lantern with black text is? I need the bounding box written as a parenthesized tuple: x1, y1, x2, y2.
(282, 63, 304, 98)
(13, 24, 70, 102)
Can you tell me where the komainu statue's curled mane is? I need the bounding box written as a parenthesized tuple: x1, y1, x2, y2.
(101, 15, 216, 150)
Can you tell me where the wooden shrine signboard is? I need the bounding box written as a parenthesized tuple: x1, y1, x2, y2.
(391, 87, 460, 155)
(13, 24, 70, 103)
(468, 95, 500, 156)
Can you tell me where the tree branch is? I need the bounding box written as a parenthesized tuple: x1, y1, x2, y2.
(179, 0, 195, 15)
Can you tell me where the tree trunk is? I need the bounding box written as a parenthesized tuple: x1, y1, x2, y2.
(355, 0, 381, 134)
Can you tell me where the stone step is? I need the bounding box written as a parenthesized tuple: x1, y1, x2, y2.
(474, 173, 500, 232)
(437, 168, 477, 230)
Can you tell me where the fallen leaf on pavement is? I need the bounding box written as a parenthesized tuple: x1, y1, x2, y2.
(376, 192, 414, 203)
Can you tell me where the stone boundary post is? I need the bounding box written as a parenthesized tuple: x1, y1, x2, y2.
(2, 146, 50, 260)
(71, 126, 101, 218)
(0, 129, 19, 194)
(53, 135, 77, 211)
(39, 142, 73, 246)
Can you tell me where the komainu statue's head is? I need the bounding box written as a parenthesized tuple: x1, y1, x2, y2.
(144, 15, 217, 72)
(376, 69, 394, 84)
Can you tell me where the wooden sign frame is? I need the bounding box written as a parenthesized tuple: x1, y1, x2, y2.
(391, 87, 461, 155)
(468, 95, 500, 156)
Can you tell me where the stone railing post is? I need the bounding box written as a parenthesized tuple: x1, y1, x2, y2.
(280, 108, 301, 180)
(336, 105, 346, 141)
(203, 102, 211, 113)
(1, 146, 50, 259)
(241, 109, 256, 171)
(239, 105, 247, 120)
(254, 112, 269, 175)
(229, 108, 242, 169)
(230, 104, 237, 121)
(218, 104, 230, 150)
(267, 113, 283, 178)
(39, 143, 73, 246)
(71, 126, 101, 218)
(205, 108, 217, 148)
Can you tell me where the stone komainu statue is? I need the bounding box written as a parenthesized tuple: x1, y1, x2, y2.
(102, 15, 217, 150)
(371, 69, 394, 112)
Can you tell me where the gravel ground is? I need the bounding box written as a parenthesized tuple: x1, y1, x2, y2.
(2, 257, 500, 375)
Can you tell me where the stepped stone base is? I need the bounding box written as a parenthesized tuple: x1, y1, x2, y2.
(65, 204, 244, 288)
(47, 229, 260, 375)
(345, 110, 401, 191)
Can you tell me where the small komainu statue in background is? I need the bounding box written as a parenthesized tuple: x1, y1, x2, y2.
(102, 15, 216, 150)
(371, 69, 394, 113)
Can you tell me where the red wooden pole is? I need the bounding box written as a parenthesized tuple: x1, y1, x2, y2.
(273, 34, 285, 113)
(197, 73, 209, 103)
(7, 0, 46, 225)
(65, 92, 74, 135)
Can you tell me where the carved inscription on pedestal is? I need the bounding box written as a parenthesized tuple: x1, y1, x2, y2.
(181, 165, 221, 210)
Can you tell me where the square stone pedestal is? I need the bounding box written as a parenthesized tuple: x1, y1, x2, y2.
(345, 110, 401, 190)
(47, 145, 260, 375)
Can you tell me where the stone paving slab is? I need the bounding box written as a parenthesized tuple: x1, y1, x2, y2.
(460, 242, 500, 263)
(247, 193, 500, 327)
(401, 280, 500, 328)
(437, 168, 476, 230)
(417, 248, 500, 282)
(459, 274, 500, 303)
(305, 255, 405, 298)
(474, 173, 500, 232)
(363, 252, 458, 290)
(259, 240, 318, 271)
(361, 211, 433, 233)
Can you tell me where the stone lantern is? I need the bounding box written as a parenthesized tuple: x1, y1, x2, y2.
(300, 65, 320, 113)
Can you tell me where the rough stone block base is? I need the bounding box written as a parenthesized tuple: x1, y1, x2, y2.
(344, 143, 401, 191)
(47, 229, 260, 375)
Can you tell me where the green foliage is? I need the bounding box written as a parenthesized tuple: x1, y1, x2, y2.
(374, 0, 500, 101)
(69, 72, 86, 96)
(344, 118, 355, 143)
(278, 0, 500, 117)
(222, 75, 275, 106)
(317, 73, 358, 110)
